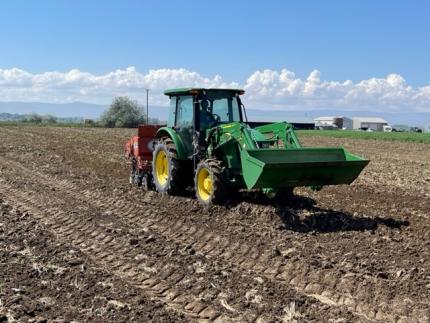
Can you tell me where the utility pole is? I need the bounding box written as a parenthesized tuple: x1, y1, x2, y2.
(146, 88, 149, 124)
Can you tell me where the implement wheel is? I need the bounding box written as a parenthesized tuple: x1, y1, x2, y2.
(152, 137, 187, 195)
(195, 159, 226, 206)
(141, 173, 155, 191)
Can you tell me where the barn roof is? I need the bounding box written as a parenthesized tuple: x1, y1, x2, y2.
(352, 117, 388, 123)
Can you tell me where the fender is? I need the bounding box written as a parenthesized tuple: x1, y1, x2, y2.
(155, 126, 188, 160)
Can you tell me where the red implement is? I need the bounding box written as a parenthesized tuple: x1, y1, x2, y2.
(125, 125, 161, 170)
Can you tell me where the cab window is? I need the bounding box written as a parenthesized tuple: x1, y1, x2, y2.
(198, 92, 241, 130)
(176, 95, 193, 128)
(212, 97, 240, 122)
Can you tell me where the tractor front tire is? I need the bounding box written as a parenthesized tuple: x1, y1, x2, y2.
(152, 137, 187, 195)
(194, 159, 226, 206)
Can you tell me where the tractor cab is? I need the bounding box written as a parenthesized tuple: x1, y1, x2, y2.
(163, 88, 246, 159)
(165, 88, 245, 130)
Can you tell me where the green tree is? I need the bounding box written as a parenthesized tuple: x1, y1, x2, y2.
(24, 113, 43, 123)
(100, 96, 146, 128)
(41, 114, 57, 124)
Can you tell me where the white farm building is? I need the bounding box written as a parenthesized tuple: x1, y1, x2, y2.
(314, 116, 343, 129)
(343, 117, 388, 131)
(314, 116, 388, 131)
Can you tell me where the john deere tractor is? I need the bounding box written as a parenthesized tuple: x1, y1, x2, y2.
(126, 88, 369, 206)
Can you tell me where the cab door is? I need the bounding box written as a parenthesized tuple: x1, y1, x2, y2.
(175, 95, 194, 158)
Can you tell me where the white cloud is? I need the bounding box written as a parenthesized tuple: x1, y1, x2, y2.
(0, 67, 237, 106)
(244, 69, 430, 112)
(0, 66, 429, 112)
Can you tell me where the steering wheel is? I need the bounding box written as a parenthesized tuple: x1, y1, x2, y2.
(212, 113, 221, 122)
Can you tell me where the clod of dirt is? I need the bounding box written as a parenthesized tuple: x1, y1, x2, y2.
(271, 246, 281, 257)
(129, 238, 139, 246)
(68, 258, 83, 266)
(377, 272, 389, 279)
(145, 235, 155, 243)
(281, 247, 297, 258)
(107, 300, 128, 310)
(37, 297, 54, 307)
(245, 289, 263, 304)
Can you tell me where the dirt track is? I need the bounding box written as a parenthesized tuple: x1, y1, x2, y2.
(0, 125, 429, 322)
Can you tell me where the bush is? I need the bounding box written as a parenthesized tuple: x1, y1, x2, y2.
(23, 113, 57, 124)
(41, 114, 57, 124)
(100, 96, 146, 128)
(24, 113, 43, 123)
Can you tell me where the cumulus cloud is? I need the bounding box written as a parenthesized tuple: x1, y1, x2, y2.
(0, 67, 237, 106)
(244, 69, 430, 112)
(0, 66, 429, 112)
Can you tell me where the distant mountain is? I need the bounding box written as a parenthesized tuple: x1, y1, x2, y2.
(1, 101, 429, 127)
(0, 112, 25, 121)
(0, 101, 170, 121)
(0, 101, 106, 119)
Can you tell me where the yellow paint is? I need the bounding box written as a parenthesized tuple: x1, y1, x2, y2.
(155, 150, 169, 186)
(197, 167, 212, 201)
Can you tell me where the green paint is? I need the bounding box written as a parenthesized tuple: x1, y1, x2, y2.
(155, 126, 188, 160)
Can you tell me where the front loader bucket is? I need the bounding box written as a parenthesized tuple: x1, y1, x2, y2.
(240, 148, 369, 190)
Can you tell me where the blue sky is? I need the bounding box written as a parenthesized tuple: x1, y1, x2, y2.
(0, 0, 429, 114)
(1, 0, 429, 85)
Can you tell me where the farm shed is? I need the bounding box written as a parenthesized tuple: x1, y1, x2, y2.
(346, 117, 388, 131)
(314, 116, 343, 129)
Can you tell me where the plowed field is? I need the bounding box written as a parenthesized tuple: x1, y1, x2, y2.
(0, 125, 429, 322)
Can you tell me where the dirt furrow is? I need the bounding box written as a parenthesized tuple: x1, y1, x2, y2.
(0, 199, 182, 322)
(1, 155, 420, 322)
(0, 174, 358, 322)
(0, 181, 235, 321)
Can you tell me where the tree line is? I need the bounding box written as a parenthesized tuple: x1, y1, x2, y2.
(0, 96, 158, 128)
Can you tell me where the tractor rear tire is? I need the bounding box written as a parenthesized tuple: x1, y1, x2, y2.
(152, 137, 187, 195)
(194, 159, 226, 206)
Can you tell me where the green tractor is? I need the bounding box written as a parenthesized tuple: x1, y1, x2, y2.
(130, 88, 369, 206)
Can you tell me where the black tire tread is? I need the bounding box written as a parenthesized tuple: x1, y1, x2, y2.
(194, 158, 226, 206)
(152, 137, 187, 195)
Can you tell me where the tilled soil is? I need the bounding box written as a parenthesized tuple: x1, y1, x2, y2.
(0, 125, 429, 322)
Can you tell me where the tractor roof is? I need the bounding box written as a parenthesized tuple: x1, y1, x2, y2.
(164, 88, 245, 96)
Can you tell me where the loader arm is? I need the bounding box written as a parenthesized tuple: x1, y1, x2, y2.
(254, 122, 302, 148)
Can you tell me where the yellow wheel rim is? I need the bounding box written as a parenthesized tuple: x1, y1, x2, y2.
(155, 150, 169, 186)
(197, 167, 213, 201)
